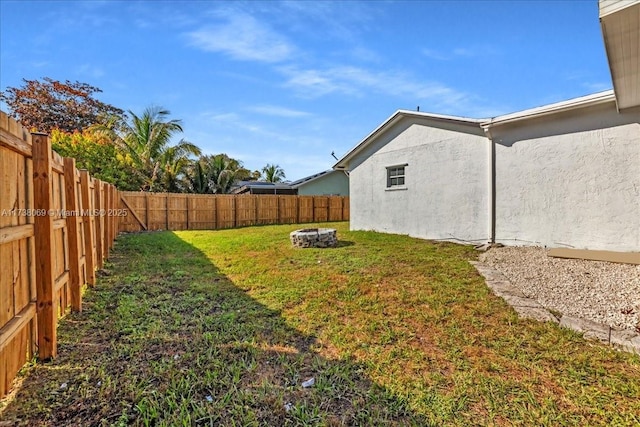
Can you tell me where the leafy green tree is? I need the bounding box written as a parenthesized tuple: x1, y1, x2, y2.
(0, 77, 124, 133)
(262, 163, 286, 183)
(50, 129, 143, 190)
(187, 154, 252, 194)
(93, 106, 200, 191)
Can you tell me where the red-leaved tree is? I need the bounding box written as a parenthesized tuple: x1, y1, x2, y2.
(0, 77, 124, 133)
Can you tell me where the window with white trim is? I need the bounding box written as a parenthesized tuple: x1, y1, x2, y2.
(386, 164, 406, 188)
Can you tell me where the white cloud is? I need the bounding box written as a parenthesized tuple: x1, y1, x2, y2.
(279, 66, 354, 97)
(422, 45, 498, 61)
(77, 64, 105, 79)
(203, 112, 241, 123)
(582, 82, 611, 92)
(29, 60, 50, 68)
(562, 71, 612, 95)
(452, 48, 475, 57)
(421, 49, 450, 61)
(186, 10, 294, 63)
(275, 1, 376, 42)
(201, 110, 287, 140)
(280, 65, 470, 110)
(246, 105, 311, 118)
(348, 46, 382, 63)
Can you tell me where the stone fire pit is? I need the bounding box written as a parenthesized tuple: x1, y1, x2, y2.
(290, 228, 337, 248)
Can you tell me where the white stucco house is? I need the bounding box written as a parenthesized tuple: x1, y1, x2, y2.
(334, 0, 640, 252)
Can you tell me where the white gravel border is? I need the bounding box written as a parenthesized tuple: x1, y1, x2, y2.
(479, 246, 640, 333)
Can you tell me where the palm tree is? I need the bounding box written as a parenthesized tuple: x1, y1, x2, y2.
(188, 154, 250, 194)
(262, 163, 286, 183)
(187, 161, 212, 194)
(160, 143, 200, 192)
(91, 106, 200, 191)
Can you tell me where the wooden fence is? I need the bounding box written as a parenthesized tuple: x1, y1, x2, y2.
(0, 112, 348, 398)
(0, 112, 120, 398)
(119, 192, 349, 232)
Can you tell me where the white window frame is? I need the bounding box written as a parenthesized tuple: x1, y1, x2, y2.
(386, 164, 407, 189)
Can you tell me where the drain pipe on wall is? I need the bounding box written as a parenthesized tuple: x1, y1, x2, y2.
(483, 125, 496, 244)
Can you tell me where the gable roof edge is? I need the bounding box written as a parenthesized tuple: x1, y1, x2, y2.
(333, 110, 484, 169)
(481, 90, 616, 129)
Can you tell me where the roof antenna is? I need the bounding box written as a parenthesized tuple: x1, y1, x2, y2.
(417, 106, 420, 112)
(331, 151, 339, 161)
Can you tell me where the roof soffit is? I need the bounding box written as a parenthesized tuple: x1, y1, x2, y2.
(600, 1, 640, 109)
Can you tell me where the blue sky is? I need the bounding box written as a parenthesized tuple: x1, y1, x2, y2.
(1, 1, 611, 181)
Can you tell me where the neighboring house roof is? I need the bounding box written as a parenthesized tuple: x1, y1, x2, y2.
(600, 0, 640, 110)
(290, 170, 345, 189)
(231, 181, 296, 195)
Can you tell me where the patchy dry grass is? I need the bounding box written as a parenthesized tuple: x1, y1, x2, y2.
(1, 222, 639, 426)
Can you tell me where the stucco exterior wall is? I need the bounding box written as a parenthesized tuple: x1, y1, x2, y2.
(493, 103, 640, 251)
(297, 171, 349, 196)
(349, 118, 490, 243)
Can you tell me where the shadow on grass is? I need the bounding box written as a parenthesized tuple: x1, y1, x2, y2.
(1, 231, 429, 426)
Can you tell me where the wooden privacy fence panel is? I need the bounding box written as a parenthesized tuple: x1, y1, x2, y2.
(119, 192, 350, 232)
(0, 112, 120, 398)
(0, 114, 34, 401)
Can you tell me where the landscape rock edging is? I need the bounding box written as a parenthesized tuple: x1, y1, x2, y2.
(470, 261, 640, 355)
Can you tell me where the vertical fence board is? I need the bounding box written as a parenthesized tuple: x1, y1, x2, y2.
(0, 148, 17, 329)
(31, 133, 56, 360)
(215, 195, 235, 229)
(63, 158, 82, 312)
(80, 171, 96, 285)
(103, 182, 111, 255)
(93, 180, 104, 269)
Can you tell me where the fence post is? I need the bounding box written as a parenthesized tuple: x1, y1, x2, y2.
(63, 158, 82, 312)
(111, 187, 117, 240)
(145, 193, 150, 231)
(254, 195, 259, 225)
(79, 171, 96, 286)
(165, 193, 169, 230)
(186, 195, 191, 230)
(233, 196, 237, 228)
(110, 186, 115, 243)
(117, 188, 122, 237)
(106, 185, 111, 243)
(326, 197, 330, 222)
(31, 132, 57, 360)
(112, 187, 117, 242)
(94, 180, 104, 269)
(213, 196, 218, 229)
(101, 182, 109, 255)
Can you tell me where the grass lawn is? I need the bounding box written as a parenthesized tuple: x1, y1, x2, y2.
(1, 222, 639, 426)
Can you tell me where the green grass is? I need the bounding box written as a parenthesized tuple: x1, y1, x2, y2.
(1, 222, 639, 426)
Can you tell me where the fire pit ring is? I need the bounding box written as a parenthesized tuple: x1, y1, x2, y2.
(290, 228, 337, 248)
